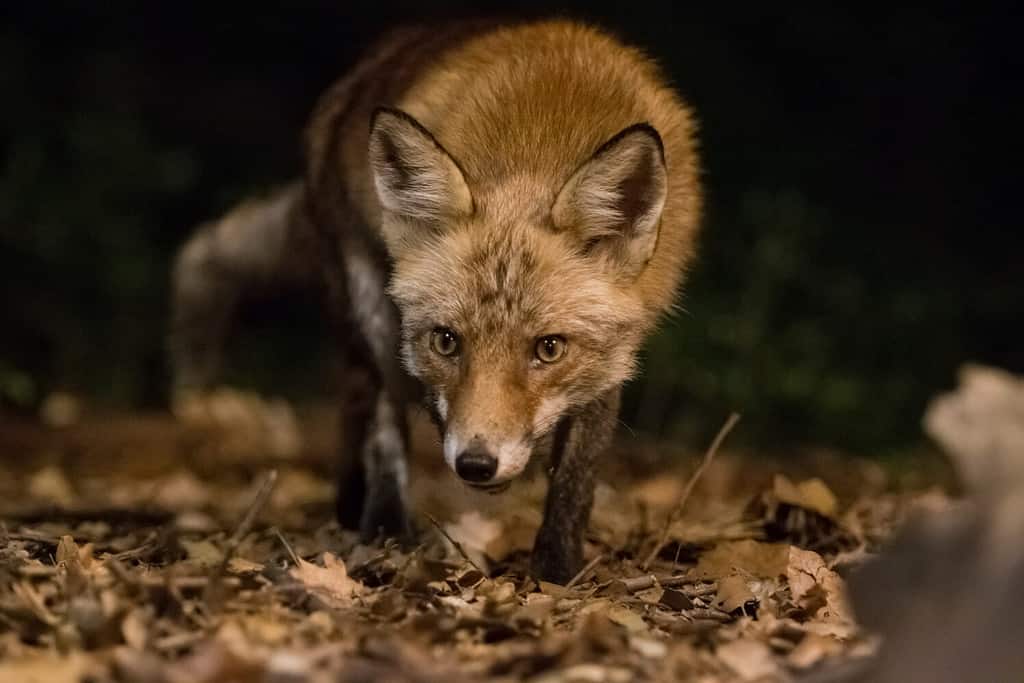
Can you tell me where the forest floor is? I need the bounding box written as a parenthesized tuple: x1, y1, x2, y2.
(0, 392, 957, 683)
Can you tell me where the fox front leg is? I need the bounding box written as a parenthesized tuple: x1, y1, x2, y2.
(531, 389, 621, 584)
(333, 235, 415, 542)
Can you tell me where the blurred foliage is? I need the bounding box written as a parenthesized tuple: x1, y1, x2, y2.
(0, 3, 1018, 450)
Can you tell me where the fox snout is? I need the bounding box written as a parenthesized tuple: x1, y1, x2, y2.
(453, 441, 498, 482)
(443, 430, 532, 489)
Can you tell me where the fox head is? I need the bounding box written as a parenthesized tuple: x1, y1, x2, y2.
(368, 107, 668, 489)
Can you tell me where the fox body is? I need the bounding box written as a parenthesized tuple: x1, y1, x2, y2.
(171, 20, 701, 582)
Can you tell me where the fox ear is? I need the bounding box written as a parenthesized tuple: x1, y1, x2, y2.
(552, 124, 667, 278)
(369, 107, 473, 227)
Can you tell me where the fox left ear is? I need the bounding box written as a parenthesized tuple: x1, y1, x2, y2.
(369, 107, 473, 234)
(552, 124, 667, 278)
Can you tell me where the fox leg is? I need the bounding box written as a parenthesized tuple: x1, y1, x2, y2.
(333, 236, 414, 541)
(169, 182, 318, 395)
(531, 388, 621, 584)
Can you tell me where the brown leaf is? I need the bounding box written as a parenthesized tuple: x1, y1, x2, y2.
(658, 588, 693, 612)
(289, 552, 364, 609)
(716, 574, 755, 613)
(785, 547, 854, 626)
(696, 540, 789, 580)
(180, 538, 224, 568)
(716, 638, 783, 681)
(773, 475, 838, 518)
(121, 609, 149, 650)
(787, 633, 844, 669)
(28, 466, 75, 506)
(606, 605, 648, 633)
(226, 557, 264, 575)
(0, 652, 92, 683)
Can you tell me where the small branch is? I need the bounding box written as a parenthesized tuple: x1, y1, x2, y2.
(205, 469, 278, 607)
(424, 513, 484, 574)
(565, 554, 604, 590)
(642, 413, 741, 570)
(272, 527, 301, 566)
(685, 607, 733, 623)
(225, 470, 279, 553)
(608, 573, 718, 596)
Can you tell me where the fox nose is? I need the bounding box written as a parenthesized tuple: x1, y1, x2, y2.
(455, 448, 498, 483)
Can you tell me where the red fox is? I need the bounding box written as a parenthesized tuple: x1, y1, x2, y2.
(171, 19, 701, 583)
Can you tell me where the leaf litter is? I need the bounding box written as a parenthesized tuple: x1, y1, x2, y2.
(0, 391, 968, 682)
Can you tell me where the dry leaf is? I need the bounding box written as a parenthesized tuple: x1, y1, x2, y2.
(785, 547, 853, 626)
(716, 574, 755, 613)
(40, 392, 83, 428)
(227, 557, 264, 575)
(606, 605, 647, 633)
(28, 466, 75, 506)
(152, 470, 212, 510)
(787, 633, 843, 669)
(716, 638, 783, 681)
(696, 540, 789, 580)
(630, 636, 667, 659)
(180, 539, 224, 568)
(658, 588, 693, 611)
(772, 475, 838, 518)
(0, 653, 92, 683)
(121, 609, 149, 650)
(289, 552, 364, 609)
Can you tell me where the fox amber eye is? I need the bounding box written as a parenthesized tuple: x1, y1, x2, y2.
(535, 335, 567, 363)
(431, 327, 460, 356)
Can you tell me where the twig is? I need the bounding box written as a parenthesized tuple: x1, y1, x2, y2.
(565, 554, 603, 590)
(642, 412, 741, 570)
(153, 630, 207, 653)
(424, 512, 483, 574)
(272, 526, 301, 566)
(225, 470, 279, 552)
(105, 557, 140, 590)
(685, 607, 733, 623)
(612, 573, 687, 593)
(204, 469, 278, 607)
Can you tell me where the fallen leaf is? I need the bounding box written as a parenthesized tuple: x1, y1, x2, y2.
(121, 609, 149, 650)
(773, 475, 838, 518)
(658, 588, 693, 612)
(40, 392, 82, 428)
(152, 470, 212, 510)
(787, 633, 843, 669)
(630, 635, 667, 659)
(716, 574, 755, 613)
(696, 540, 789, 581)
(785, 546, 853, 626)
(606, 605, 647, 633)
(180, 539, 224, 568)
(0, 653, 92, 683)
(716, 638, 782, 681)
(289, 552, 364, 609)
(28, 466, 75, 506)
(227, 557, 264, 575)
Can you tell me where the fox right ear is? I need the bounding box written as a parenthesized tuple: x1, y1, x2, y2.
(369, 108, 473, 228)
(552, 123, 668, 279)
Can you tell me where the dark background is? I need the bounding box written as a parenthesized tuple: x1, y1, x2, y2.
(1, 2, 1019, 451)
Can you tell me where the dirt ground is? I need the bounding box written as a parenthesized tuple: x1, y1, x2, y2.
(0, 393, 956, 682)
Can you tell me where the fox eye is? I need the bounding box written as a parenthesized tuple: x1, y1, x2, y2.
(430, 327, 460, 356)
(535, 335, 567, 363)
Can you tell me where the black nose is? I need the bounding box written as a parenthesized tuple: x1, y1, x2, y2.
(455, 448, 497, 483)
